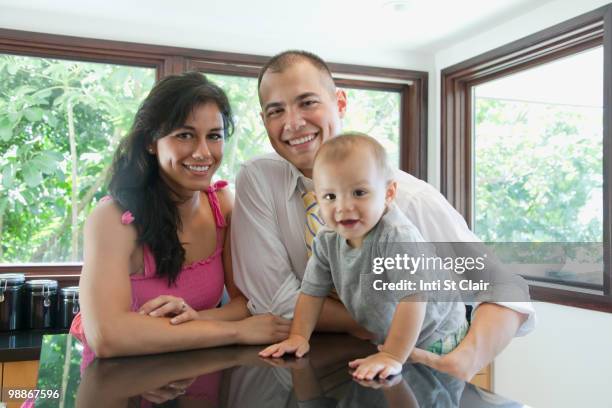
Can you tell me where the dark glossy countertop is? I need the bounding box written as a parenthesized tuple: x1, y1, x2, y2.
(27, 333, 527, 408)
(0, 328, 68, 362)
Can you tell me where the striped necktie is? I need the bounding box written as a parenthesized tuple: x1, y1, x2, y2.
(302, 191, 325, 257)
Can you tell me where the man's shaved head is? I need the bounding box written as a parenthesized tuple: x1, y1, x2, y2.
(257, 50, 336, 102)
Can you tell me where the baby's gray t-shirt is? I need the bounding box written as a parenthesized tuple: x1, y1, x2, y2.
(301, 203, 466, 348)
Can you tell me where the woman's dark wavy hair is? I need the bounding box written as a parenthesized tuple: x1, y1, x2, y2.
(108, 71, 234, 285)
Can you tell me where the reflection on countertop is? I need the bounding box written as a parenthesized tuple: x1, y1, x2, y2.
(31, 333, 527, 408)
(0, 328, 68, 362)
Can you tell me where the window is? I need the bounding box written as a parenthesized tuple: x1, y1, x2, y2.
(0, 55, 155, 263)
(342, 88, 401, 167)
(441, 5, 612, 310)
(0, 28, 427, 281)
(474, 47, 603, 288)
(204, 74, 273, 183)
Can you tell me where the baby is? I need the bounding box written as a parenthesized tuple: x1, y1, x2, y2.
(260, 133, 467, 380)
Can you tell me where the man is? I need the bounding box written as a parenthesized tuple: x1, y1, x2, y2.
(231, 50, 535, 380)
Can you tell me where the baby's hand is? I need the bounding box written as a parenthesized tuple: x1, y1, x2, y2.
(258, 334, 310, 358)
(348, 351, 403, 380)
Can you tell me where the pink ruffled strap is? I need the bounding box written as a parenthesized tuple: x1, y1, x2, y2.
(205, 180, 228, 228)
(69, 311, 86, 344)
(99, 195, 134, 225)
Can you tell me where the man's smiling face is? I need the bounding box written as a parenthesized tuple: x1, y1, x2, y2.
(258, 60, 346, 178)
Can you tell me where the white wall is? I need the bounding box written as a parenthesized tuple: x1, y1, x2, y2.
(433, 1, 612, 407)
(495, 302, 612, 407)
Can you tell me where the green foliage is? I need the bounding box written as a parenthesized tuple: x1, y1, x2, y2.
(205, 74, 273, 183)
(36, 334, 82, 407)
(0, 55, 154, 262)
(474, 97, 603, 242)
(343, 88, 401, 167)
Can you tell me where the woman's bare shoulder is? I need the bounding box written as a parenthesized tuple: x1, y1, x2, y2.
(215, 185, 234, 219)
(85, 199, 138, 245)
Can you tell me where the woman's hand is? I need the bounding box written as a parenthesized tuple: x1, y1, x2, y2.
(348, 351, 403, 380)
(235, 314, 291, 345)
(138, 295, 199, 325)
(140, 378, 196, 404)
(259, 334, 310, 358)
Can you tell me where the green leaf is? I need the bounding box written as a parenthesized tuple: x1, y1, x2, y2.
(2, 164, 16, 189)
(0, 118, 11, 141)
(33, 88, 53, 100)
(7, 112, 22, 125)
(41, 150, 63, 162)
(31, 151, 62, 174)
(7, 63, 17, 75)
(0, 128, 10, 142)
(15, 86, 37, 97)
(22, 166, 43, 187)
(24, 108, 44, 122)
(46, 114, 58, 128)
(53, 93, 67, 107)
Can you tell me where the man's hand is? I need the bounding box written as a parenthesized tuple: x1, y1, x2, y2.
(348, 351, 403, 380)
(259, 334, 310, 358)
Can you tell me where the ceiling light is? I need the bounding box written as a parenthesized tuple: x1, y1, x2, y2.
(381, 0, 414, 13)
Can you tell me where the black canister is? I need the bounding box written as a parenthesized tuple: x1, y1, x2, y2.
(26, 279, 58, 329)
(58, 286, 80, 329)
(0, 273, 26, 331)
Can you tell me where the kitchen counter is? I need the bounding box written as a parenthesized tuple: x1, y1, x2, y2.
(25, 333, 527, 407)
(0, 329, 68, 362)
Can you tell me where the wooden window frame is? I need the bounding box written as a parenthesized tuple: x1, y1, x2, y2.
(440, 5, 612, 312)
(0, 28, 428, 282)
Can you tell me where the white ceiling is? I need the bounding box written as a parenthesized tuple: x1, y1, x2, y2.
(0, 0, 556, 66)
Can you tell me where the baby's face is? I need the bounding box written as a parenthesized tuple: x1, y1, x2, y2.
(314, 147, 393, 248)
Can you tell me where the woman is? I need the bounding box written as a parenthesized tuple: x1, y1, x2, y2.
(73, 72, 290, 358)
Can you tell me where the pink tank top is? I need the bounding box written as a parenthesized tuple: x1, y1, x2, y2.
(70, 180, 228, 364)
(128, 180, 228, 311)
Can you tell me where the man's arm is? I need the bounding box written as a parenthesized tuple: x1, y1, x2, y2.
(395, 173, 535, 378)
(231, 165, 302, 318)
(410, 303, 525, 381)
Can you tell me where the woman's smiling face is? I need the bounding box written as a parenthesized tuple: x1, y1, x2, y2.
(152, 102, 225, 196)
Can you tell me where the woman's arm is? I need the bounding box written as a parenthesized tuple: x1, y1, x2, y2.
(79, 201, 279, 358)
